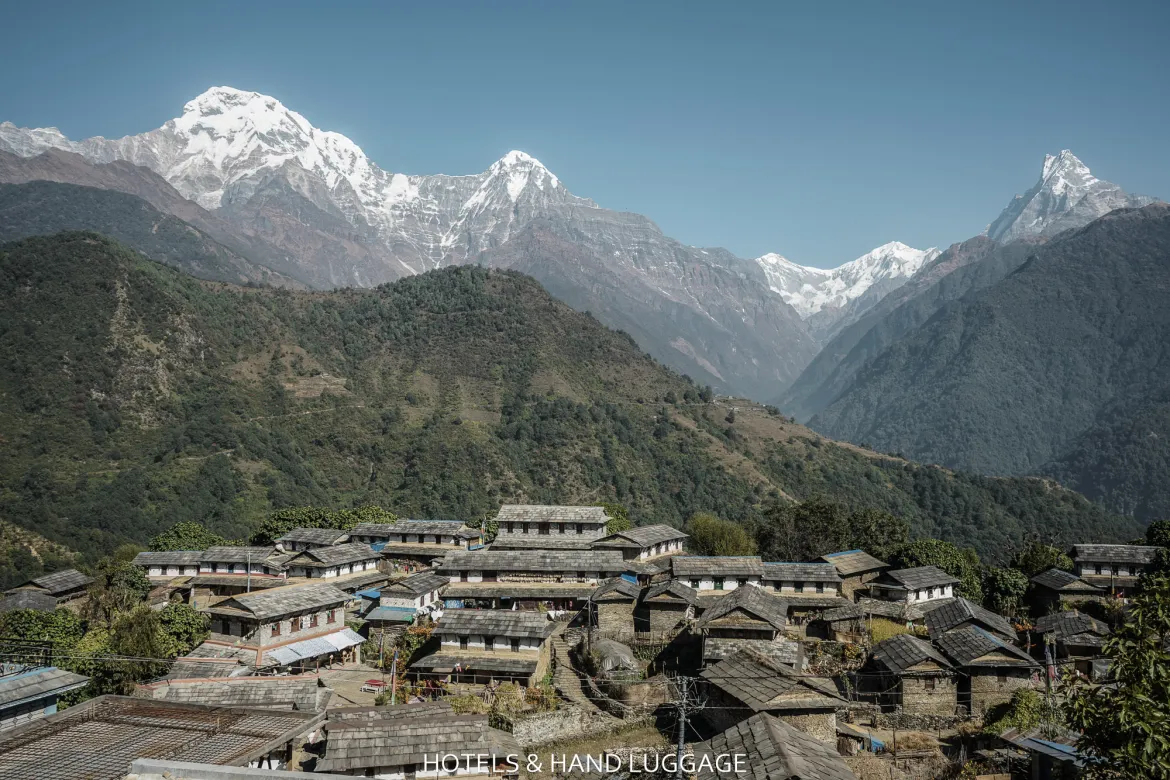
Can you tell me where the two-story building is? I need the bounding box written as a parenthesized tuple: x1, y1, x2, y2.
(1071, 544, 1159, 596)
(189, 546, 293, 606)
(349, 520, 483, 569)
(865, 633, 958, 717)
(695, 584, 797, 667)
(869, 566, 957, 605)
(198, 582, 364, 671)
(274, 528, 351, 552)
(437, 550, 628, 613)
(489, 505, 610, 551)
(362, 570, 450, 633)
(1028, 568, 1105, 615)
(284, 542, 382, 580)
(761, 562, 843, 598)
(819, 550, 890, 601)
(408, 610, 556, 687)
(132, 551, 203, 581)
(590, 525, 688, 562)
(672, 556, 764, 594)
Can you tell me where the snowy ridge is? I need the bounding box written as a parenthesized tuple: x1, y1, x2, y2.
(755, 241, 940, 319)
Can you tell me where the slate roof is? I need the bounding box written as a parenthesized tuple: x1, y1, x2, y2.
(1071, 544, 1159, 564)
(856, 597, 940, 621)
(318, 702, 520, 773)
(0, 667, 89, 708)
(817, 603, 867, 623)
(925, 597, 1017, 641)
(0, 590, 59, 612)
(275, 528, 350, 546)
(871, 634, 953, 674)
(435, 609, 555, 639)
(0, 695, 322, 780)
(27, 568, 93, 595)
(293, 542, 379, 567)
(591, 577, 641, 601)
(700, 650, 841, 711)
(672, 556, 764, 578)
(139, 675, 332, 712)
(880, 565, 959, 590)
(215, 582, 350, 620)
(200, 546, 281, 564)
(488, 537, 597, 551)
(1032, 611, 1110, 640)
(408, 653, 539, 675)
(644, 580, 699, 605)
(494, 504, 610, 524)
(593, 524, 688, 548)
(382, 571, 449, 597)
(1031, 568, 1102, 592)
(703, 638, 802, 666)
(695, 712, 858, 780)
(1000, 727, 1085, 768)
(437, 549, 626, 572)
(935, 626, 1038, 668)
(354, 520, 481, 538)
(442, 583, 596, 599)
(820, 549, 889, 577)
(697, 585, 787, 630)
(133, 551, 204, 567)
(762, 562, 842, 583)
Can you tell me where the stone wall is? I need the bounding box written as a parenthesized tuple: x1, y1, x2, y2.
(872, 711, 963, 731)
(782, 710, 837, 744)
(636, 603, 689, 635)
(511, 705, 652, 748)
(596, 601, 636, 638)
(969, 669, 1038, 716)
(900, 675, 958, 716)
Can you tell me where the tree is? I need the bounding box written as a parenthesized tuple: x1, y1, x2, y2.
(755, 499, 908, 562)
(893, 539, 983, 602)
(86, 558, 152, 625)
(687, 513, 756, 556)
(91, 606, 172, 694)
(0, 608, 84, 656)
(981, 566, 1029, 617)
(1147, 519, 1170, 548)
(1064, 573, 1170, 778)
(250, 505, 398, 545)
(150, 521, 229, 551)
(1009, 538, 1074, 577)
(597, 503, 632, 535)
(156, 601, 209, 656)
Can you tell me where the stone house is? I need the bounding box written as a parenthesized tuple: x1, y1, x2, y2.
(590, 577, 641, 637)
(935, 626, 1040, 716)
(317, 700, 521, 779)
(362, 570, 449, 633)
(1028, 568, 1105, 615)
(696, 583, 797, 667)
(672, 556, 764, 593)
(284, 542, 382, 580)
(489, 504, 611, 551)
(132, 551, 203, 581)
(869, 565, 957, 605)
(820, 549, 890, 601)
(694, 712, 858, 780)
(274, 527, 351, 552)
(198, 582, 364, 670)
(590, 524, 688, 561)
(636, 579, 698, 634)
(866, 633, 958, 716)
(925, 597, 1017, 642)
(1028, 610, 1111, 676)
(6, 569, 93, 608)
(189, 546, 294, 606)
(762, 562, 843, 598)
(1070, 544, 1158, 597)
(349, 520, 483, 568)
(0, 667, 89, 731)
(807, 603, 868, 643)
(699, 649, 844, 741)
(436, 549, 628, 613)
(408, 609, 555, 687)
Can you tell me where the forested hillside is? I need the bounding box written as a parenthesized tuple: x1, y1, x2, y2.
(810, 204, 1170, 522)
(0, 233, 1138, 583)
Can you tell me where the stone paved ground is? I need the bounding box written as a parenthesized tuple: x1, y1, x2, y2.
(319, 661, 389, 706)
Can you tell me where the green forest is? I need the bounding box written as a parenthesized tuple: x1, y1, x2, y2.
(0, 232, 1141, 586)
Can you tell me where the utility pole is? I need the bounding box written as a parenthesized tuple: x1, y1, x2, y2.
(247, 548, 252, 593)
(390, 645, 400, 706)
(675, 676, 689, 780)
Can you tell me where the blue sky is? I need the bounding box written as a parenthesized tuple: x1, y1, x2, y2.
(1, 0, 1166, 268)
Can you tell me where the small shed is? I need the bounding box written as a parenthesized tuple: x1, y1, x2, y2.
(866, 633, 957, 716)
(590, 577, 641, 637)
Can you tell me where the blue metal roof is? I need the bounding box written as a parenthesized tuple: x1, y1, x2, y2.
(355, 589, 381, 600)
(364, 606, 416, 623)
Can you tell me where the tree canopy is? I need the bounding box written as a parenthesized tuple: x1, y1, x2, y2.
(687, 512, 756, 556)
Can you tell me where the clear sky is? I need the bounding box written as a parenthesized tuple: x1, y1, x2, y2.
(1, 0, 1166, 268)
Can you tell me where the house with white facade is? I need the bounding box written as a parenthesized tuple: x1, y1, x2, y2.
(761, 562, 843, 598)
(869, 566, 957, 605)
(436, 549, 628, 612)
(132, 551, 203, 580)
(671, 556, 764, 593)
(409, 610, 556, 687)
(275, 527, 351, 552)
(362, 571, 449, 628)
(1071, 544, 1159, 596)
(591, 524, 688, 561)
(284, 542, 382, 580)
(348, 520, 483, 567)
(489, 504, 611, 551)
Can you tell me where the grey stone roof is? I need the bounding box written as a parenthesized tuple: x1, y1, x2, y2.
(762, 562, 843, 583)
(318, 703, 520, 773)
(437, 549, 626, 573)
(1031, 568, 1101, 592)
(703, 637, 802, 666)
(644, 580, 699, 605)
(219, 583, 350, 621)
(935, 626, 1038, 668)
(672, 556, 764, 578)
(275, 528, 350, 546)
(442, 582, 596, 599)
(871, 634, 953, 674)
(200, 546, 280, 564)
(1071, 544, 1159, 564)
(700, 650, 841, 712)
(1032, 610, 1110, 640)
(880, 565, 959, 590)
(27, 568, 93, 595)
(594, 524, 688, 547)
(293, 542, 379, 567)
(353, 520, 481, 538)
(0, 694, 322, 780)
(133, 551, 204, 567)
(494, 504, 609, 524)
(817, 603, 866, 623)
(0, 590, 59, 612)
(591, 577, 641, 601)
(925, 597, 1017, 641)
(488, 537, 597, 551)
(383, 571, 449, 597)
(697, 586, 787, 631)
(820, 549, 890, 577)
(856, 597, 938, 621)
(127, 758, 354, 779)
(0, 666, 89, 707)
(139, 675, 332, 712)
(408, 653, 539, 675)
(695, 712, 858, 780)
(435, 609, 556, 639)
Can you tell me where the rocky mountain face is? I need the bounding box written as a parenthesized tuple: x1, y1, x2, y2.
(985, 150, 1157, 242)
(0, 87, 819, 397)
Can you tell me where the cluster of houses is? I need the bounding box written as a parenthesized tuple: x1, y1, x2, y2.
(0, 504, 1158, 779)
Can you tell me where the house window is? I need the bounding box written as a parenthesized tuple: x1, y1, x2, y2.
(559, 523, 565, 534)
(506, 523, 514, 533)
(576, 523, 583, 535)
(522, 524, 529, 534)
(460, 636, 469, 650)
(309, 614, 318, 628)
(270, 621, 280, 637)
(290, 618, 300, 633)
(816, 582, 824, 594)
(690, 579, 700, 588)
(460, 572, 468, 582)
(795, 581, 804, 593)
(327, 610, 337, 624)
(484, 637, 495, 652)
(1095, 564, 1103, 575)
(924, 678, 936, 691)
(714, 578, 725, 591)
(539, 523, 550, 536)
(511, 638, 521, 652)
(927, 587, 935, 598)
(997, 672, 1008, 683)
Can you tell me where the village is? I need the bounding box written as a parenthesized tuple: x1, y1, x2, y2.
(0, 505, 1159, 780)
